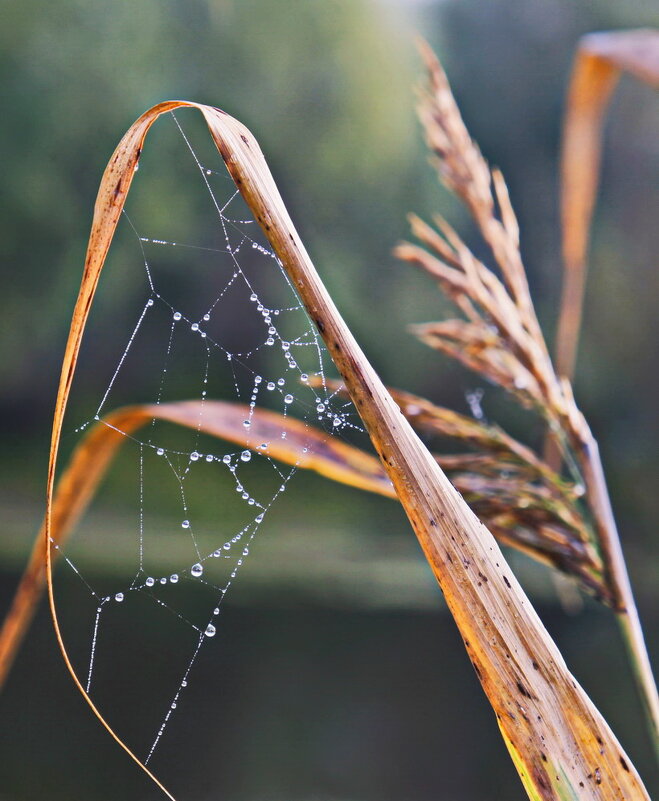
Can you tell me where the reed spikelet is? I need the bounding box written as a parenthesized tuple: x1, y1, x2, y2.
(317, 376, 606, 600)
(395, 39, 658, 743)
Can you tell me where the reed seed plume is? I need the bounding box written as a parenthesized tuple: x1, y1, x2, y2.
(395, 39, 659, 743)
(318, 377, 606, 601)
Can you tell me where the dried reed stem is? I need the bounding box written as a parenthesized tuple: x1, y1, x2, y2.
(579, 433, 659, 752)
(402, 39, 658, 748)
(556, 29, 659, 380)
(552, 29, 659, 748)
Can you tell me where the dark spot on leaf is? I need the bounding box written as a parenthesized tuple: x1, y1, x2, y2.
(516, 680, 537, 701)
(503, 576, 511, 588)
(619, 756, 629, 772)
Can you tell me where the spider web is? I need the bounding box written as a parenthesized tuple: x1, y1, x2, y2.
(55, 110, 364, 783)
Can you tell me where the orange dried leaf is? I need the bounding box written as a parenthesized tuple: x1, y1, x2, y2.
(0, 400, 394, 694)
(556, 29, 659, 379)
(24, 97, 650, 799)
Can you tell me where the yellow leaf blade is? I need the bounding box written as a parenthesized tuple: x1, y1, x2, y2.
(30, 95, 650, 800)
(150, 400, 395, 497)
(556, 29, 659, 379)
(0, 401, 394, 691)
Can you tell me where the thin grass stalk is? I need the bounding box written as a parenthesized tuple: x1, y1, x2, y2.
(549, 30, 659, 748)
(555, 41, 618, 381)
(578, 434, 659, 753)
(555, 29, 659, 380)
(39, 100, 650, 800)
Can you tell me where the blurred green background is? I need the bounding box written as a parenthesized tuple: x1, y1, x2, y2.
(1, 0, 658, 799)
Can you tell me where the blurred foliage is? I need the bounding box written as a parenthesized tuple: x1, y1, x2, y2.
(1, 0, 658, 799)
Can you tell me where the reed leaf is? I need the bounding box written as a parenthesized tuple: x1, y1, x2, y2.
(0, 400, 395, 693)
(556, 29, 659, 380)
(16, 96, 649, 799)
(548, 26, 658, 690)
(1, 384, 607, 692)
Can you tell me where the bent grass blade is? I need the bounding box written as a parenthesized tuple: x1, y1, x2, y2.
(551, 29, 659, 743)
(0, 400, 395, 693)
(12, 100, 653, 798)
(556, 28, 659, 380)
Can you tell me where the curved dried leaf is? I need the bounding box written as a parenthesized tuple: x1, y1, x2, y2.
(3, 390, 612, 698)
(36, 98, 649, 800)
(557, 28, 659, 379)
(0, 400, 394, 692)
